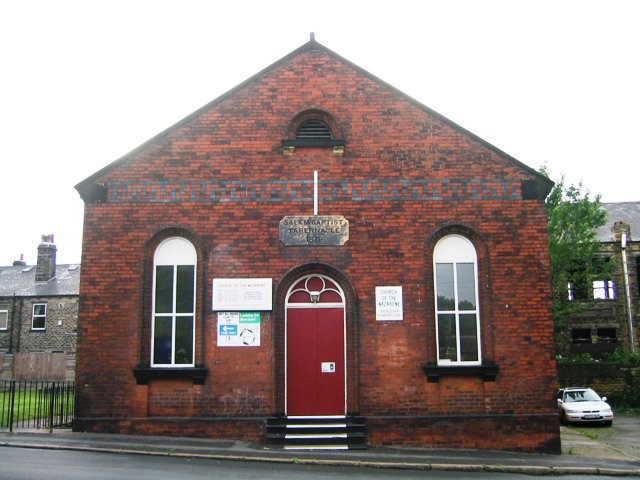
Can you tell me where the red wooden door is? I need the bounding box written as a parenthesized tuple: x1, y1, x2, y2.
(286, 307, 345, 415)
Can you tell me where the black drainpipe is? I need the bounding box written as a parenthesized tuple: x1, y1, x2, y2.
(8, 294, 17, 353)
(15, 296, 23, 353)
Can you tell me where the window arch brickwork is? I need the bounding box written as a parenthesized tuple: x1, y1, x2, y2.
(423, 225, 498, 382)
(274, 262, 359, 415)
(134, 228, 208, 385)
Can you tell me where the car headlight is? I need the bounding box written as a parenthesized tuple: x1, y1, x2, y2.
(602, 408, 612, 413)
(565, 409, 579, 414)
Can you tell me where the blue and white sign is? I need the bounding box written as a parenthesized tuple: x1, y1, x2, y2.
(217, 311, 261, 347)
(218, 324, 238, 336)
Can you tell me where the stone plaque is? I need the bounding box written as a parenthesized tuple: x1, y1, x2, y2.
(280, 215, 349, 246)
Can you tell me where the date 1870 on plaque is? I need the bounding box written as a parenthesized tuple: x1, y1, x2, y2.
(279, 215, 349, 246)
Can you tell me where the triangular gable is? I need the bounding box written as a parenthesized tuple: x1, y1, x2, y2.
(76, 36, 553, 201)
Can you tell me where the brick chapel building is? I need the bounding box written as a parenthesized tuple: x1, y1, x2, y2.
(74, 37, 559, 452)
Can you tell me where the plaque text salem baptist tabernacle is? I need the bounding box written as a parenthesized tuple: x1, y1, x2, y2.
(279, 215, 349, 246)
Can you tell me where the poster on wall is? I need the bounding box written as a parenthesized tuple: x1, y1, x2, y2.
(217, 311, 261, 347)
(375, 286, 403, 321)
(212, 278, 272, 311)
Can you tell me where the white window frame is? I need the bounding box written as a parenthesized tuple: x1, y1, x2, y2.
(592, 280, 615, 300)
(0, 310, 8, 330)
(568, 279, 616, 301)
(433, 235, 481, 366)
(32, 303, 47, 330)
(151, 237, 197, 367)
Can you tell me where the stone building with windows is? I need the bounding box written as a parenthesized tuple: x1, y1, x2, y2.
(566, 202, 640, 357)
(73, 37, 559, 452)
(0, 235, 79, 380)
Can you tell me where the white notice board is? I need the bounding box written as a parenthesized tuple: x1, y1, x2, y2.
(375, 286, 403, 321)
(212, 278, 272, 311)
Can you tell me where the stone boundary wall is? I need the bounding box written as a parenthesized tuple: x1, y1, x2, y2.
(557, 362, 639, 405)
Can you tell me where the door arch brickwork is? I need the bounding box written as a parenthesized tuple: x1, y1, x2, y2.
(274, 263, 359, 416)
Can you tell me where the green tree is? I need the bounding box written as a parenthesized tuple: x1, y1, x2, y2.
(541, 168, 612, 355)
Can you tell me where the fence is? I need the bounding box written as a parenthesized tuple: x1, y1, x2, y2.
(1, 353, 75, 382)
(0, 380, 75, 432)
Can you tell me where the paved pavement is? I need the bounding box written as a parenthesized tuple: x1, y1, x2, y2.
(560, 415, 640, 466)
(1, 417, 639, 477)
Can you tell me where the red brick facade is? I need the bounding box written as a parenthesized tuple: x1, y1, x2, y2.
(74, 39, 559, 452)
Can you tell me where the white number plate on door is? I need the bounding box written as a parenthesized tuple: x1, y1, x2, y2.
(321, 362, 335, 373)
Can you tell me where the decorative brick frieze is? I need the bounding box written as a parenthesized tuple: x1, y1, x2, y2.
(108, 178, 521, 204)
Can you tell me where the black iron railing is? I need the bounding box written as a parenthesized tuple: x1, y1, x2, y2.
(0, 380, 75, 432)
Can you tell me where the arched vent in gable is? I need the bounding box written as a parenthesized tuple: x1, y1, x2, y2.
(282, 110, 345, 155)
(295, 120, 333, 140)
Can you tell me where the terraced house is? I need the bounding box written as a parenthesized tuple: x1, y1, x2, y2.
(74, 36, 559, 452)
(0, 235, 79, 381)
(565, 202, 640, 357)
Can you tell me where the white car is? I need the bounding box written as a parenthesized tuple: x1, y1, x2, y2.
(557, 387, 613, 426)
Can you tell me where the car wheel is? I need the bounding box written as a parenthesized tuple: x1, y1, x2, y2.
(603, 420, 612, 427)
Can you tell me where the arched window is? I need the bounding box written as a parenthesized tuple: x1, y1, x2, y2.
(151, 237, 196, 367)
(433, 235, 481, 365)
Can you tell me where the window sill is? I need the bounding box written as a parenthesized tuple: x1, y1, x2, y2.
(423, 362, 498, 383)
(569, 299, 617, 303)
(282, 139, 345, 148)
(133, 366, 208, 385)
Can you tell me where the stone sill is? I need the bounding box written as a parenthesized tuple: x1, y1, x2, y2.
(133, 366, 208, 385)
(423, 362, 498, 382)
(281, 139, 345, 155)
(281, 139, 345, 147)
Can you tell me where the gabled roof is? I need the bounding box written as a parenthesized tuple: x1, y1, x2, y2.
(0, 264, 80, 297)
(597, 202, 640, 242)
(76, 36, 553, 198)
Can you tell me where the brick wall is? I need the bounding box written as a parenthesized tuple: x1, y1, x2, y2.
(75, 42, 558, 452)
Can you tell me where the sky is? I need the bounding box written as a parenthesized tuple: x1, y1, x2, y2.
(1, 0, 638, 266)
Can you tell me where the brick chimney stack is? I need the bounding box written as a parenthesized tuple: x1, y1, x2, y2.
(35, 234, 57, 282)
(611, 221, 632, 243)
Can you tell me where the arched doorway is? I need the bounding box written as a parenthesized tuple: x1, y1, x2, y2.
(285, 274, 346, 416)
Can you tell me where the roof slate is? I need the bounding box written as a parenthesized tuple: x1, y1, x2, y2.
(0, 264, 80, 297)
(597, 202, 640, 242)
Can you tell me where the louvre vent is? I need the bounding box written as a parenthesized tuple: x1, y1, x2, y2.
(296, 120, 332, 140)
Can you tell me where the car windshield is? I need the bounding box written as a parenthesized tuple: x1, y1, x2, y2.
(564, 390, 601, 402)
